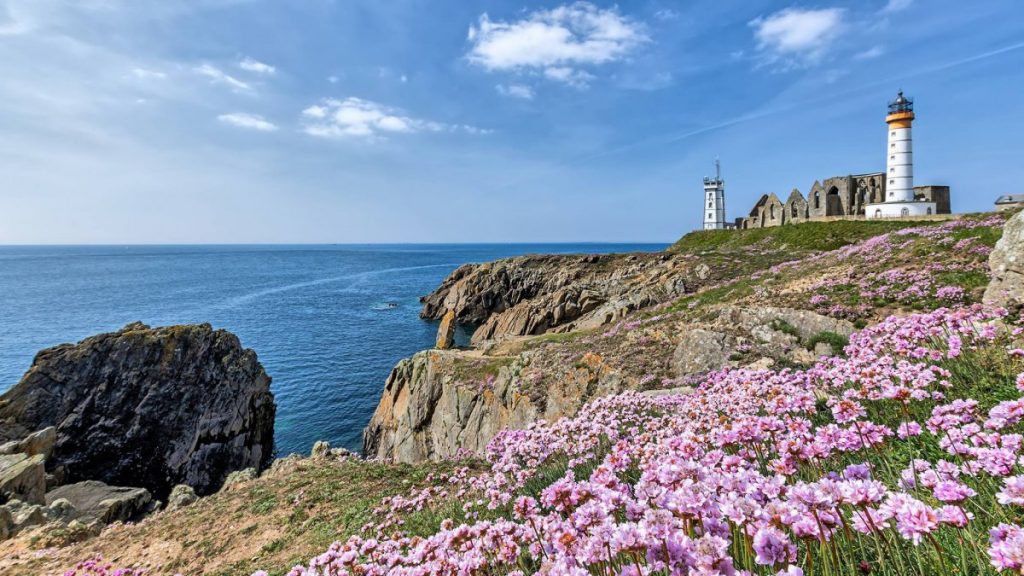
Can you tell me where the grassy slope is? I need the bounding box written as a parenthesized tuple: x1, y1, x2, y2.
(0, 459, 473, 576)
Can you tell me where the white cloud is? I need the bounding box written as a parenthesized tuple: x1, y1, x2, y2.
(466, 2, 647, 85)
(749, 7, 845, 67)
(239, 57, 275, 75)
(855, 45, 885, 60)
(131, 67, 166, 80)
(301, 97, 487, 140)
(881, 0, 912, 14)
(653, 9, 679, 21)
(327, 75, 341, 84)
(194, 63, 251, 91)
(217, 112, 277, 131)
(543, 65, 595, 87)
(496, 83, 535, 99)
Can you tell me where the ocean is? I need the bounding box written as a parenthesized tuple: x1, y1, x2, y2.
(0, 243, 666, 456)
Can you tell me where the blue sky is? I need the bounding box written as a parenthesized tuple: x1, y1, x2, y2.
(1, 0, 1022, 244)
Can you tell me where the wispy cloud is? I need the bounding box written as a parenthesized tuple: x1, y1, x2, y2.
(194, 63, 251, 91)
(855, 46, 885, 60)
(239, 57, 275, 75)
(466, 2, 647, 87)
(131, 67, 167, 80)
(496, 84, 535, 99)
(881, 0, 913, 15)
(301, 97, 487, 140)
(218, 112, 277, 131)
(749, 7, 845, 68)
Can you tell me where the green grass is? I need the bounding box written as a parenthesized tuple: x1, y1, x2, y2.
(805, 331, 849, 353)
(669, 220, 934, 255)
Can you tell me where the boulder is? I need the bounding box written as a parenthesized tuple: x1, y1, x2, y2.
(166, 484, 198, 511)
(46, 481, 152, 524)
(985, 210, 1024, 313)
(0, 453, 46, 504)
(46, 497, 79, 521)
(0, 322, 275, 500)
(435, 310, 457, 350)
(0, 427, 56, 460)
(672, 329, 734, 376)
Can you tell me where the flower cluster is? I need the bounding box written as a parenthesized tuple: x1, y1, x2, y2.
(275, 304, 1024, 576)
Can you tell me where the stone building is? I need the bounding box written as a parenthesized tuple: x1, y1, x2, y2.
(722, 92, 953, 230)
(735, 177, 950, 229)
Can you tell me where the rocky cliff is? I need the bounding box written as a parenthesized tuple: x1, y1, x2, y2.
(0, 322, 275, 499)
(370, 215, 1007, 463)
(419, 253, 692, 344)
(364, 303, 856, 462)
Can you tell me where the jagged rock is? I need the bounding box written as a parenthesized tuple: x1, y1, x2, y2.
(985, 209, 1024, 313)
(420, 253, 692, 344)
(435, 309, 457, 350)
(0, 453, 46, 504)
(0, 505, 10, 539)
(0, 427, 56, 460)
(672, 329, 734, 376)
(0, 322, 275, 500)
(221, 468, 257, 489)
(46, 481, 152, 524)
(166, 485, 198, 511)
(364, 349, 629, 463)
(310, 441, 331, 459)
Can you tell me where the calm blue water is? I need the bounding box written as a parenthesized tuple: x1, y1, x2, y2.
(0, 244, 666, 456)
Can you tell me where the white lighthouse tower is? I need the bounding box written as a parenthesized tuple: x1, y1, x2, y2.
(866, 91, 936, 219)
(703, 160, 726, 230)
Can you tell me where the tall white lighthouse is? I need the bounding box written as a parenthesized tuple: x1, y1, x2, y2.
(703, 160, 726, 230)
(866, 91, 936, 219)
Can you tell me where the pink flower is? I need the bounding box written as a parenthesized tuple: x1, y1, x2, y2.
(998, 476, 1024, 506)
(990, 523, 1024, 571)
(890, 496, 939, 545)
(753, 526, 796, 566)
(932, 480, 976, 503)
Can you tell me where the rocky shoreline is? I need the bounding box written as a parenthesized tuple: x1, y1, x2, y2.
(0, 322, 275, 543)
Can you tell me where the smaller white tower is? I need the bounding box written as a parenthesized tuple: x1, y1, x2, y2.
(703, 160, 726, 230)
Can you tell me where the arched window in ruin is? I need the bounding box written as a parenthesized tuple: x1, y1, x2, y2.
(814, 191, 820, 209)
(770, 204, 775, 220)
(791, 203, 798, 218)
(875, 209, 882, 218)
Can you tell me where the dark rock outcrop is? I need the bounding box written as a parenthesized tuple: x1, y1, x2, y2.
(0, 322, 275, 500)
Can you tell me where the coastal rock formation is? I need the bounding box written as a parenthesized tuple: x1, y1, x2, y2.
(0, 322, 275, 500)
(366, 304, 853, 463)
(363, 349, 632, 462)
(45, 481, 152, 524)
(985, 208, 1024, 312)
(0, 454, 46, 505)
(435, 309, 457, 350)
(420, 253, 690, 344)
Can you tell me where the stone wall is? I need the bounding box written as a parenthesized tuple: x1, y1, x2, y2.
(735, 172, 950, 230)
